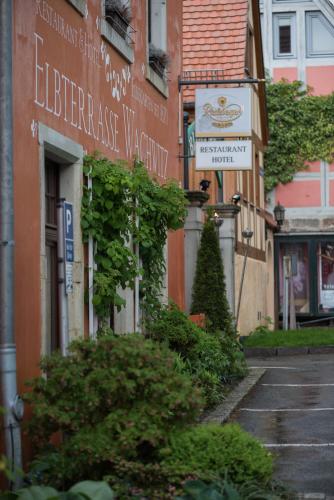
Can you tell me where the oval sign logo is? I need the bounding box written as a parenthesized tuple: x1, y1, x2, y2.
(202, 96, 243, 129)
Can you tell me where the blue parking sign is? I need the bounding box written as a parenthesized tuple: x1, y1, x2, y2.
(64, 202, 73, 240)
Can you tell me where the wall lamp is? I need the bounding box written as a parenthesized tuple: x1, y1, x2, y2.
(242, 228, 253, 240)
(211, 211, 224, 228)
(200, 179, 211, 192)
(231, 193, 241, 205)
(273, 203, 285, 230)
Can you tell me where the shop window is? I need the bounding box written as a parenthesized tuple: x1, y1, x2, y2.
(306, 11, 334, 58)
(273, 13, 296, 58)
(147, 0, 169, 95)
(318, 242, 334, 312)
(279, 242, 310, 313)
(45, 159, 60, 353)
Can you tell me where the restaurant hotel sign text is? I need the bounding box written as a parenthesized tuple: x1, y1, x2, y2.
(195, 88, 252, 171)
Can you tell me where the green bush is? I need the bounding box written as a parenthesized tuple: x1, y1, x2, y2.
(25, 334, 204, 488)
(146, 302, 203, 356)
(146, 305, 229, 406)
(191, 220, 234, 335)
(161, 423, 273, 487)
(147, 305, 247, 407)
(219, 333, 247, 380)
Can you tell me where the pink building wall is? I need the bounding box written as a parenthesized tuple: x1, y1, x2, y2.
(273, 67, 298, 82)
(272, 66, 334, 209)
(306, 67, 334, 96)
(275, 180, 321, 208)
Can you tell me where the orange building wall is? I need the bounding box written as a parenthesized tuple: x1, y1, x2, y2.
(12, 0, 184, 427)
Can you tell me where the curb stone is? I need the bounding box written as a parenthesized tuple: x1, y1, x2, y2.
(244, 345, 334, 357)
(277, 346, 309, 356)
(297, 494, 334, 499)
(201, 367, 266, 424)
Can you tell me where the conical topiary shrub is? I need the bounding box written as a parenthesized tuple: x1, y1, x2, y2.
(191, 218, 234, 335)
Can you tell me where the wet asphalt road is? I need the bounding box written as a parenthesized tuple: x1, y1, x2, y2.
(229, 354, 334, 496)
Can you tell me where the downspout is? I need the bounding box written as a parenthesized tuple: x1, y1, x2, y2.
(0, 0, 23, 486)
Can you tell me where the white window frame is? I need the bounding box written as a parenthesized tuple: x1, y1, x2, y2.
(66, 0, 87, 17)
(273, 12, 297, 59)
(306, 11, 334, 58)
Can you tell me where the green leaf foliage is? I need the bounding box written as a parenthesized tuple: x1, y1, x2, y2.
(176, 478, 292, 500)
(0, 481, 114, 500)
(161, 423, 273, 487)
(191, 220, 234, 336)
(146, 304, 247, 407)
(68, 481, 114, 500)
(24, 334, 203, 489)
(81, 154, 187, 320)
(264, 80, 334, 191)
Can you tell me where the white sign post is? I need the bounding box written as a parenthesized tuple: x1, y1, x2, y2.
(196, 140, 252, 171)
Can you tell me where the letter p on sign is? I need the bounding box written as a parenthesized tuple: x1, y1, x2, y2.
(64, 202, 74, 240)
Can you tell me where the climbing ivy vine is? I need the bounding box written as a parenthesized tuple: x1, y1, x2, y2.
(81, 154, 187, 321)
(264, 80, 334, 191)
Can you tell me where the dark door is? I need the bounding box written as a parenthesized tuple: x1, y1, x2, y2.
(45, 159, 60, 352)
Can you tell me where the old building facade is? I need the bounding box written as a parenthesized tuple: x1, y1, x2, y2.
(261, 0, 334, 324)
(0, 0, 184, 464)
(182, 0, 275, 334)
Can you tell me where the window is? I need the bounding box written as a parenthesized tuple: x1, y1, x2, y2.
(148, 0, 168, 79)
(279, 242, 310, 313)
(306, 11, 334, 57)
(318, 242, 334, 312)
(273, 13, 296, 58)
(101, 0, 134, 63)
(45, 159, 60, 353)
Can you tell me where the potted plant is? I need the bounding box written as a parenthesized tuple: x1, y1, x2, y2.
(105, 0, 132, 39)
(149, 43, 170, 79)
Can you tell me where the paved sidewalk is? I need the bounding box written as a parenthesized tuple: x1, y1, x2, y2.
(229, 354, 334, 497)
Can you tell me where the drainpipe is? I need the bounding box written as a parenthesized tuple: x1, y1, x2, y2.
(183, 112, 189, 190)
(0, 0, 23, 486)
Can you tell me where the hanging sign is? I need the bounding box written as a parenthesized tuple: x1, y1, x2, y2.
(64, 202, 74, 294)
(195, 88, 252, 138)
(196, 140, 252, 171)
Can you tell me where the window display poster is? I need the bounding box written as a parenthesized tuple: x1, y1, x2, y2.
(318, 243, 334, 311)
(279, 243, 310, 313)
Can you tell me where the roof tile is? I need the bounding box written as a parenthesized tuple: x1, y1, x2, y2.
(183, 0, 248, 101)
